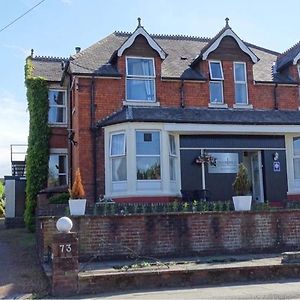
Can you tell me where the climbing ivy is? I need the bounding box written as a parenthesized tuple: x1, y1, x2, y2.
(24, 57, 50, 231)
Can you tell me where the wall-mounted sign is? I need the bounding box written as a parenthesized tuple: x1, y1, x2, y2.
(273, 161, 280, 172)
(208, 153, 239, 174)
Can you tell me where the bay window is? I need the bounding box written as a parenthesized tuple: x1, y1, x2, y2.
(126, 57, 155, 101)
(293, 137, 300, 180)
(136, 131, 161, 180)
(169, 135, 177, 181)
(234, 62, 248, 104)
(110, 133, 126, 181)
(48, 90, 67, 124)
(209, 61, 224, 104)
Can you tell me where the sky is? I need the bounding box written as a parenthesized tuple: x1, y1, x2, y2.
(0, 0, 299, 178)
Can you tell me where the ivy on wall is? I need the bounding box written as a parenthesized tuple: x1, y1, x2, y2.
(24, 57, 50, 231)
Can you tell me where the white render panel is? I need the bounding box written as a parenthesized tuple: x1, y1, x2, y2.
(5, 179, 15, 218)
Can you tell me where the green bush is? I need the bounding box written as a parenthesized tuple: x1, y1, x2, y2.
(93, 199, 235, 216)
(48, 193, 69, 204)
(24, 57, 50, 232)
(0, 199, 5, 217)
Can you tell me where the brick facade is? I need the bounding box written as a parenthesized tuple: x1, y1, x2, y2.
(31, 22, 300, 204)
(38, 211, 300, 261)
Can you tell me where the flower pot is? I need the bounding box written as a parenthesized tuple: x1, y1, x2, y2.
(69, 199, 86, 216)
(232, 196, 252, 211)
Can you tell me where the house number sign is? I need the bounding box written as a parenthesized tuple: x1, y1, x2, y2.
(59, 244, 72, 253)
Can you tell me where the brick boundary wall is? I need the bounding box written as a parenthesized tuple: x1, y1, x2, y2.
(37, 210, 300, 262)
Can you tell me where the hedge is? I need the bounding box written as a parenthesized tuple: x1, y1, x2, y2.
(24, 57, 50, 231)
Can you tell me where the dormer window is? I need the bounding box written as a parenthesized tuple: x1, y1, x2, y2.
(209, 61, 224, 104)
(234, 62, 248, 105)
(126, 57, 156, 102)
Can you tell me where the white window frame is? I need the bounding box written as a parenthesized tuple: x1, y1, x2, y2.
(136, 130, 161, 181)
(48, 149, 68, 186)
(48, 89, 67, 125)
(169, 134, 177, 181)
(125, 56, 156, 102)
(109, 132, 127, 182)
(209, 61, 224, 104)
(293, 137, 300, 181)
(234, 62, 248, 105)
(208, 61, 224, 80)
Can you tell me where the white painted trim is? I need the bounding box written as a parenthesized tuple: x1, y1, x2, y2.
(49, 150, 68, 186)
(209, 81, 224, 104)
(202, 28, 258, 63)
(117, 27, 166, 59)
(48, 89, 68, 125)
(234, 61, 249, 105)
(293, 52, 300, 65)
(104, 123, 181, 198)
(123, 100, 160, 106)
(164, 123, 300, 134)
(110, 132, 126, 157)
(233, 104, 253, 109)
(208, 103, 228, 109)
(208, 61, 224, 80)
(50, 148, 68, 154)
(180, 147, 286, 150)
(125, 56, 156, 102)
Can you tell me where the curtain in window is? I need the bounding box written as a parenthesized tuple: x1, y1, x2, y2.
(141, 60, 152, 99)
(111, 134, 125, 155)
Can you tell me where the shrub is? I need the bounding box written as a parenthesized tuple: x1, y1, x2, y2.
(48, 193, 69, 204)
(0, 199, 5, 217)
(232, 163, 251, 196)
(69, 168, 85, 199)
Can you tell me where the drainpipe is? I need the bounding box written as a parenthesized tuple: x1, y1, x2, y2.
(274, 83, 278, 110)
(68, 77, 73, 186)
(180, 79, 185, 108)
(90, 76, 97, 202)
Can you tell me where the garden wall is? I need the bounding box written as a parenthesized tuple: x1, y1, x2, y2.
(37, 210, 300, 262)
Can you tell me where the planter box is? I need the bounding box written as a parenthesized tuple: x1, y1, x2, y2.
(69, 199, 86, 216)
(232, 196, 252, 211)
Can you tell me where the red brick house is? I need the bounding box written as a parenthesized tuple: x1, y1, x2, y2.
(29, 18, 300, 206)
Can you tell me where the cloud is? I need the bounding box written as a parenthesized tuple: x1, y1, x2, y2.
(0, 89, 28, 178)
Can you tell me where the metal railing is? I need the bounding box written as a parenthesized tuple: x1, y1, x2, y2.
(10, 144, 27, 177)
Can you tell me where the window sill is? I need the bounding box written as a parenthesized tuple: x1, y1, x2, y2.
(233, 104, 253, 109)
(123, 100, 160, 107)
(208, 103, 228, 109)
(49, 123, 67, 127)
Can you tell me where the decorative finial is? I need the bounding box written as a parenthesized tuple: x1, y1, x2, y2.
(31, 49, 34, 57)
(137, 17, 142, 27)
(225, 17, 229, 27)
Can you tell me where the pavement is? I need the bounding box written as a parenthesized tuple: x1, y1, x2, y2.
(70, 279, 300, 299)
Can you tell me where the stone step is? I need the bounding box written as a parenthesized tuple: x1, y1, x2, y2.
(282, 251, 300, 263)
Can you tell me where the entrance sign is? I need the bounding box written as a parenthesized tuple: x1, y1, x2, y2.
(273, 161, 280, 172)
(208, 153, 238, 173)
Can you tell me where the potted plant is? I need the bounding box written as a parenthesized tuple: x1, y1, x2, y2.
(232, 163, 252, 211)
(68, 168, 86, 215)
